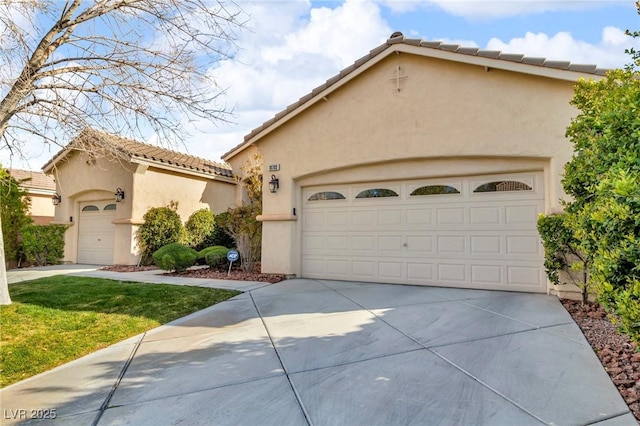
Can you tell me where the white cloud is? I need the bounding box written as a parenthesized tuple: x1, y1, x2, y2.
(486, 27, 639, 68)
(378, 0, 624, 20)
(185, 0, 392, 162)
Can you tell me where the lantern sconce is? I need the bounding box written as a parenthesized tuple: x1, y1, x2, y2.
(115, 188, 125, 202)
(52, 193, 61, 206)
(269, 175, 279, 193)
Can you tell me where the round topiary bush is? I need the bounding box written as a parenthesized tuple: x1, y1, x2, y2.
(136, 204, 184, 265)
(185, 208, 215, 251)
(152, 243, 198, 272)
(199, 246, 230, 269)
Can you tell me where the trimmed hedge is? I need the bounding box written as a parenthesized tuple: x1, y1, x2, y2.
(152, 243, 198, 272)
(199, 246, 230, 269)
(20, 225, 67, 266)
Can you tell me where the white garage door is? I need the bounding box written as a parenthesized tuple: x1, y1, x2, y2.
(78, 201, 116, 265)
(302, 172, 546, 292)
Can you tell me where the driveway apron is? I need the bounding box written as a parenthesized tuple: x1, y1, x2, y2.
(1, 277, 632, 425)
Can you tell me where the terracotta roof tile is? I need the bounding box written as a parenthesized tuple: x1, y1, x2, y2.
(8, 169, 56, 191)
(44, 128, 233, 178)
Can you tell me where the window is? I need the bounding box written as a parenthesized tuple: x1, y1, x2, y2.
(82, 205, 99, 211)
(308, 191, 346, 201)
(411, 185, 460, 196)
(473, 181, 532, 193)
(355, 188, 398, 198)
(104, 204, 117, 211)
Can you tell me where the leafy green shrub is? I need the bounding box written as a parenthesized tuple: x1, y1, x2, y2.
(152, 243, 198, 272)
(199, 246, 230, 269)
(562, 67, 640, 343)
(136, 203, 184, 265)
(20, 225, 67, 266)
(185, 208, 215, 250)
(537, 214, 590, 304)
(1, 167, 32, 265)
(201, 212, 235, 248)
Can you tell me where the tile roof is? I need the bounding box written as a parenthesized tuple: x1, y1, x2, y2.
(43, 128, 233, 179)
(8, 169, 56, 191)
(223, 32, 609, 160)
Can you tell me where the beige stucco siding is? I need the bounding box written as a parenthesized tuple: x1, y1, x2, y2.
(237, 53, 585, 277)
(49, 151, 235, 265)
(131, 166, 235, 221)
(28, 193, 55, 224)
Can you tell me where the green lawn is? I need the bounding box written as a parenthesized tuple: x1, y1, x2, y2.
(0, 276, 240, 388)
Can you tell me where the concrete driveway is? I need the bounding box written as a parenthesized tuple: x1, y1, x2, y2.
(1, 277, 634, 425)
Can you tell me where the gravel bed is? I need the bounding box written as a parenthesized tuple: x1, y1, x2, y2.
(562, 300, 640, 422)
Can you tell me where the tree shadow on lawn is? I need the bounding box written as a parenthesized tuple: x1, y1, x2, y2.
(5, 276, 240, 324)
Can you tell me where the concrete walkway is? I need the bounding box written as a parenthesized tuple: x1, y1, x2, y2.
(1, 268, 634, 425)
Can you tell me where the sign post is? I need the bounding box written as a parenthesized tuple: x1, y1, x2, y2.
(226, 249, 239, 276)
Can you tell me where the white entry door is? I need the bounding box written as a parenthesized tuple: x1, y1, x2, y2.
(301, 172, 546, 293)
(78, 201, 117, 265)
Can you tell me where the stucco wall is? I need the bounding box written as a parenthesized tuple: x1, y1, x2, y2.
(231, 52, 590, 276)
(28, 193, 55, 224)
(49, 151, 235, 265)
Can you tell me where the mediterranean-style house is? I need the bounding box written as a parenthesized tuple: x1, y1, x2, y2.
(223, 32, 607, 294)
(7, 169, 56, 225)
(43, 128, 236, 266)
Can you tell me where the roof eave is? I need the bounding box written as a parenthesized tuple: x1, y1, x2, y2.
(132, 157, 236, 184)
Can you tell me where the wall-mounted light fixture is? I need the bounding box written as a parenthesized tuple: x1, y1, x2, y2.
(115, 188, 125, 202)
(269, 175, 279, 193)
(52, 193, 61, 206)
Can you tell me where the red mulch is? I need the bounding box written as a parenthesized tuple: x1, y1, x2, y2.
(562, 300, 640, 422)
(167, 267, 286, 283)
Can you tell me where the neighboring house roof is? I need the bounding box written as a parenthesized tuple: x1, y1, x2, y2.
(43, 128, 234, 180)
(8, 169, 56, 193)
(223, 32, 609, 161)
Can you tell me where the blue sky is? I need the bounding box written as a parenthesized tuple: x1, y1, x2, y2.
(2, 0, 639, 170)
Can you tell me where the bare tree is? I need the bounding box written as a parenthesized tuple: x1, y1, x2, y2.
(0, 0, 245, 304)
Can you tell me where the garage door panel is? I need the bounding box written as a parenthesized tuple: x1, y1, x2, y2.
(436, 208, 465, 225)
(379, 235, 404, 252)
(507, 265, 544, 287)
(471, 265, 503, 285)
(469, 206, 502, 225)
(506, 236, 542, 255)
(327, 210, 350, 227)
(379, 262, 403, 279)
(470, 236, 502, 254)
(302, 172, 546, 293)
(378, 210, 403, 225)
(505, 205, 541, 224)
(437, 236, 466, 254)
(406, 208, 433, 225)
(352, 235, 376, 251)
(351, 210, 376, 226)
(326, 259, 350, 275)
(303, 211, 325, 230)
(407, 262, 434, 280)
(437, 264, 467, 282)
(353, 261, 376, 278)
(406, 235, 434, 253)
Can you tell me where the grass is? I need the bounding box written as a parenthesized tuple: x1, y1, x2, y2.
(0, 276, 240, 388)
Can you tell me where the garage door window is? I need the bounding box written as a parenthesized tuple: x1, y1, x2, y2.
(411, 185, 460, 196)
(308, 191, 346, 201)
(355, 188, 398, 198)
(474, 180, 532, 193)
(104, 204, 116, 210)
(82, 205, 99, 211)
